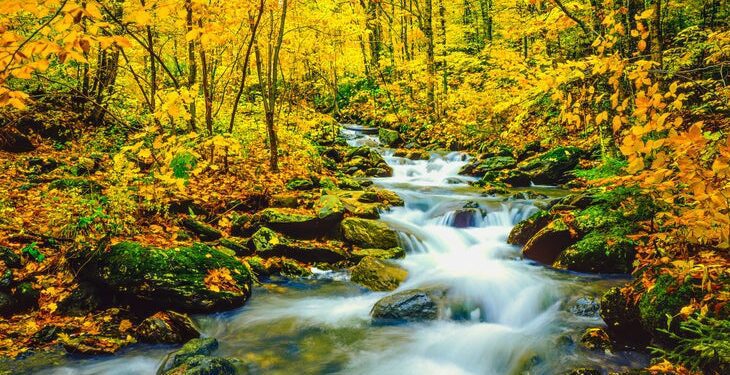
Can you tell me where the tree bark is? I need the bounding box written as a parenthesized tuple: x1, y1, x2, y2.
(185, 0, 197, 131)
(649, 0, 663, 68)
(228, 0, 264, 133)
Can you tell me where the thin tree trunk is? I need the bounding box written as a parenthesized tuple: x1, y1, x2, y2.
(186, 0, 197, 131)
(649, 0, 663, 68)
(228, 0, 264, 133)
(424, 0, 435, 116)
(198, 18, 213, 136)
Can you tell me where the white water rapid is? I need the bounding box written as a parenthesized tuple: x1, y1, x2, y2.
(43, 129, 647, 375)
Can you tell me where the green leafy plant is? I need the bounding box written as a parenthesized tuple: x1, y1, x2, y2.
(21, 242, 45, 262)
(651, 315, 730, 374)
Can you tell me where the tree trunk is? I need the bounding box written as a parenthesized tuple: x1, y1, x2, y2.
(228, 0, 264, 133)
(185, 0, 197, 131)
(198, 19, 213, 135)
(424, 0, 435, 116)
(439, 0, 447, 106)
(649, 0, 663, 68)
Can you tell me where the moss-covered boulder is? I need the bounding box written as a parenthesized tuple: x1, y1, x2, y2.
(159, 337, 238, 375)
(351, 247, 405, 260)
(218, 238, 251, 256)
(316, 195, 345, 222)
(580, 327, 612, 352)
(350, 256, 407, 291)
(344, 146, 393, 177)
(599, 287, 649, 346)
(181, 218, 222, 241)
(135, 311, 200, 344)
(554, 232, 635, 274)
(378, 128, 401, 147)
(639, 274, 700, 339)
(85, 242, 253, 313)
(371, 288, 444, 324)
(521, 219, 575, 265)
(248, 227, 288, 256)
(57, 282, 104, 316)
(282, 240, 349, 263)
(61, 334, 135, 355)
(461, 156, 517, 176)
(507, 210, 552, 246)
(503, 146, 583, 186)
(341, 218, 399, 249)
(285, 177, 315, 191)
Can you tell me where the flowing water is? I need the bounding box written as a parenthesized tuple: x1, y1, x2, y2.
(42, 129, 649, 374)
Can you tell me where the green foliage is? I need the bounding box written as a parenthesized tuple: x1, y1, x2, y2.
(574, 158, 627, 180)
(651, 315, 730, 374)
(170, 151, 197, 179)
(21, 242, 45, 262)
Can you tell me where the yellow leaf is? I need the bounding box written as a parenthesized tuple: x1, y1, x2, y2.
(119, 319, 133, 332)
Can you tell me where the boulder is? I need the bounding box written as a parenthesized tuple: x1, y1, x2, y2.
(569, 297, 600, 318)
(341, 218, 399, 249)
(554, 232, 635, 274)
(162, 355, 238, 375)
(350, 256, 407, 291)
(248, 227, 288, 256)
(504, 146, 583, 186)
(218, 238, 251, 256)
(378, 128, 401, 147)
(351, 247, 405, 260)
(0, 130, 34, 152)
(343, 146, 393, 177)
(135, 311, 201, 344)
(160, 338, 219, 372)
(57, 282, 104, 316)
(270, 193, 300, 208)
(181, 218, 222, 241)
(337, 177, 362, 190)
(253, 208, 338, 239)
(638, 274, 700, 341)
(521, 219, 575, 265)
(316, 195, 345, 222)
(579, 328, 612, 351)
(507, 210, 552, 246)
(600, 287, 649, 346)
(84, 242, 253, 313)
(13, 282, 39, 311)
(371, 288, 444, 324)
(460, 156, 517, 176)
(0, 292, 16, 316)
(61, 334, 134, 355)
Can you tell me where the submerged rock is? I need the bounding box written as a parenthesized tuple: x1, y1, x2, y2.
(350, 256, 407, 291)
(341, 218, 399, 249)
(135, 311, 201, 344)
(371, 288, 444, 324)
(84, 242, 253, 313)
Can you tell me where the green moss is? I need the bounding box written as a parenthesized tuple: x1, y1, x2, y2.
(341, 218, 399, 249)
(639, 274, 699, 337)
(248, 227, 287, 255)
(574, 157, 627, 180)
(350, 256, 407, 291)
(554, 232, 635, 273)
(574, 205, 634, 235)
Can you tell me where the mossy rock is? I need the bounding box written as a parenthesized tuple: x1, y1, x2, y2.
(580, 328, 612, 352)
(507, 210, 552, 246)
(281, 240, 349, 263)
(57, 281, 104, 316)
(218, 238, 251, 256)
(521, 219, 575, 265)
(86, 242, 253, 313)
(270, 193, 300, 208)
(161, 337, 219, 371)
(378, 128, 401, 147)
(163, 355, 239, 375)
(254, 208, 337, 238)
(599, 287, 649, 346)
(574, 205, 634, 236)
(341, 218, 399, 249)
(474, 156, 517, 175)
(350, 256, 407, 291)
(337, 177, 362, 190)
(0, 291, 16, 316)
(505, 146, 583, 186)
(61, 334, 135, 355)
(351, 247, 405, 260)
(316, 195, 345, 222)
(248, 227, 288, 256)
(181, 218, 222, 241)
(13, 281, 39, 311)
(554, 232, 635, 274)
(48, 177, 102, 194)
(639, 274, 700, 339)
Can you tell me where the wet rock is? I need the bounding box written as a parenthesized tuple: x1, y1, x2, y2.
(461, 156, 517, 176)
(448, 208, 481, 228)
(564, 368, 602, 375)
(268, 258, 312, 278)
(357, 191, 379, 203)
(83, 242, 253, 313)
(554, 232, 635, 274)
(344, 146, 393, 177)
(580, 327, 612, 351)
(57, 281, 104, 316)
(394, 149, 430, 160)
(350, 256, 407, 291)
(281, 240, 349, 263)
(516, 141, 542, 161)
(253, 208, 336, 239)
(375, 189, 404, 206)
(378, 128, 401, 147)
(248, 227, 288, 256)
(341, 218, 399, 249)
(337, 177, 362, 190)
(218, 238, 251, 256)
(569, 297, 600, 318)
(507, 210, 552, 246)
(351, 247, 405, 260)
(61, 334, 134, 355)
(163, 355, 238, 375)
(181, 218, 222, 241)
(371, 288, 444, 324)
(521, 219, 575, 265)
(600, 287, 649, 346)
(135, 311, 201, 344)
(160, 337, 220, 373)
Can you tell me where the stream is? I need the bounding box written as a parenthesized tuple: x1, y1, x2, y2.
(43, 128, 649, 374)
